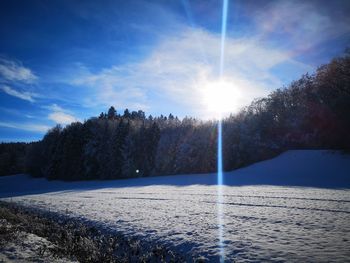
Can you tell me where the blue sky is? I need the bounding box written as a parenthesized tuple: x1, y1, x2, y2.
(0, 0, 349, 142)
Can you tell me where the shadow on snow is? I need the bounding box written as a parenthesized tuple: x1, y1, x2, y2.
(1, 150, 350, 198)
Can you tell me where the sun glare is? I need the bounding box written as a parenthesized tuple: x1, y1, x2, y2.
(202, 79, 240, 118)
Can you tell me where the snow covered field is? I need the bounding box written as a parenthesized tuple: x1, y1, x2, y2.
(1, 150, 350, 262)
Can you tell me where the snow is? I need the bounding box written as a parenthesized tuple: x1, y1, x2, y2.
(1, 150, 350, 262)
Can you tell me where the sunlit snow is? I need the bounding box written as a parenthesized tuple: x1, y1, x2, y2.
(1, 150, 349, 262)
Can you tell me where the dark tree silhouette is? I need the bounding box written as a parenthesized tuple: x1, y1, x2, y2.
(1, 52, 349, 180)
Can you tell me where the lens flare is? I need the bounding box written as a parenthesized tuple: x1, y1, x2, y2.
(220, 0, 229, 77)
(201, 79, 241, 117)
(217, 0, 229, 262)
(217, 115, 225, 262)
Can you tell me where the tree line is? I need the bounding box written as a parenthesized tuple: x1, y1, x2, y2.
(0, 142, 26, 176)
(1, 52, 349, 179)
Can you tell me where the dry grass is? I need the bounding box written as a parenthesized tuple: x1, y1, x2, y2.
(0, 201, 184, 262)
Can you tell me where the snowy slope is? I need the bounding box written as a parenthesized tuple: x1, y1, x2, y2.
(1, 150, 349, 198)
(225, 150, 350, 187)
(1, 150, 350, 262)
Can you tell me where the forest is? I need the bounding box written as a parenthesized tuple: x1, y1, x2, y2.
(1, 52, 349, 180)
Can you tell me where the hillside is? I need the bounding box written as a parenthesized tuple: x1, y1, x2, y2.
(1, 150, 349, 199)
(0, 52, 348, 181)
(1, 150, 349, 262)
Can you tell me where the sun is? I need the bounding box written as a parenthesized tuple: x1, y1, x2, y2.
(201, 79, 241, 118)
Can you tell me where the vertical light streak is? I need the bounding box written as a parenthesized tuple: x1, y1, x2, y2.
(217, 114, 224, 262)
(218, 0, 229, 262)
(220, 0, 229, 77)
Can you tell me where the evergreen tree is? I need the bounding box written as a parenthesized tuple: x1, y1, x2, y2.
(107, 106, 116, 120)
(123, 109, 131, 118)
(11, 51, 349, 181)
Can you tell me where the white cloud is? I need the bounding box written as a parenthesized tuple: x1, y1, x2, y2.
(71, 27, 311, 119)
(43, 103, 65, 112)
(71, 65, 150, 111)
(0, 121, 50, 133)
(48, 111, 78, 125)
(0, 58, 40, 103)
(0, 58, 37, 83)
(0, 85, 38, 102)
(255, 1, 350, 52)
(59, 1, 349, 119)
(45, 104, 79, 125)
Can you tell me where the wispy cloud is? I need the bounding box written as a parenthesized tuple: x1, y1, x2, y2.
(254, 1, 350, 53)
(0, 85, 38, 102)
(0, 58, 37, 83)
(0, 58, 40, 104)
(70, 26, 311, 118)
(0, 121, 50, 133)
(48, 111, 78, 125)
(70, 65, 149, 111)
(5, 0, 342, 120)
(45, 104, 79, 125)
(69, 0, 347, 118)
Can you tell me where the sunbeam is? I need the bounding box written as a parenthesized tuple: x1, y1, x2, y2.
(220, 0, 229, 77)
(217, 0, 229, 262)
